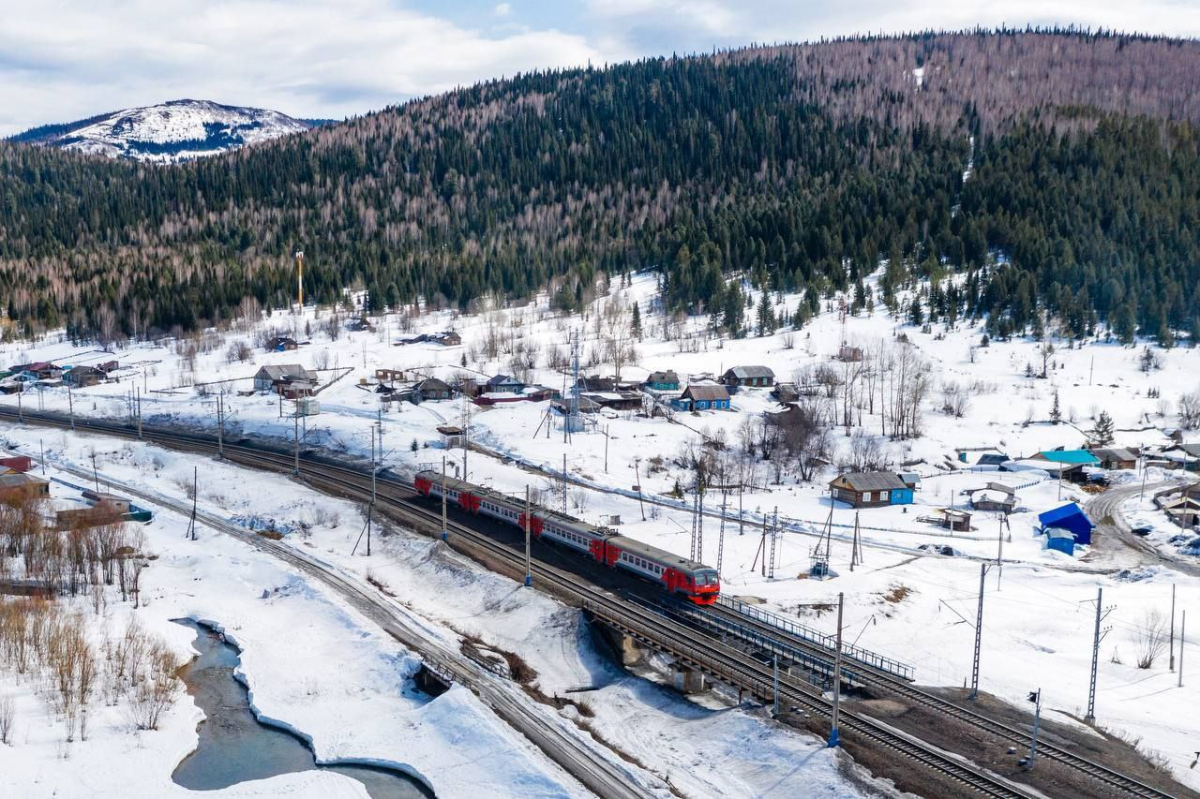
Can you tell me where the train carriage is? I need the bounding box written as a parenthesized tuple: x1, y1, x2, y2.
(413, 470, 720, 604)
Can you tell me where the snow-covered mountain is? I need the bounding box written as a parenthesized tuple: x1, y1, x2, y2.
(11, 99, 318, 163)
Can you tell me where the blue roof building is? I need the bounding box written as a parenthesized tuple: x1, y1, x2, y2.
(1035, 450, 1100, 467)
(1037, 503, 1094, 545)
(1045, 528, 1077, 556)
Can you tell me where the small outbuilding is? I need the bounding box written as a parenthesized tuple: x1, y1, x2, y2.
(437, 425, 465, 448)
(1045, 528, 1078, 556)
(829, 472, 913, 508)
(265, 336, 298, 352)
(63, 365, 106, 388)
(1037, 503, 1094, 546)
(0, 455, 34, 473)
(0, 473, 50, 502)
(414, 378, 454, 402)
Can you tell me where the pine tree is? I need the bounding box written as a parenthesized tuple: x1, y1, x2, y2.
(1050, 389, 1062, 424)
(1091, 410, 1115, 446)
(631, 302, 643, 340)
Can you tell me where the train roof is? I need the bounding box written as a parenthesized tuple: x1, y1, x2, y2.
(414, 469, 615, 536)
(608, 534, 711, 573)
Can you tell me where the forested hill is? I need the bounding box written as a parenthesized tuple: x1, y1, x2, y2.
(2, 30, 1200, 343)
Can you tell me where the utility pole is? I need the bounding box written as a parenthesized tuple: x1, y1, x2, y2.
(767, 506, 779, 580)
(215, 391, 223, 457)
(603, 424, 609, 473)
(969, 563, 987, 700)
(996, 514, 1005, 589)
(295, 250, 304, 310)
(717, 490, 728, 579)
(16, 387, 22, 422)
(293, 408, 300, 476)
(39, 438, 45, 475)
(90, 451, 100, 493)
(67, 383, 75, 431)
(524, 486, 532, 587)
(1166, 583, 1176, 667)
(441, 455, 449, 542)
(1085, 586, 1113, 723)
(189, 466, 199, 541)
(1180, 610, 1187, 689)
(828, 591, 844, 747)
(772, 654, 780, 716)
(1027, 688, 1042, 768)
(633, 458, 646, 521)
(462, 396, 470, 481)
(370, 426, 377, 507)
(738, 483, 744, 536)
(365, 502, 372, 557)
(850, 512, 861, 571)
(136, 387, 143, 441)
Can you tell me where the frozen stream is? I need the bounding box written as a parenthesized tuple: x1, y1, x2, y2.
(172, 621, 432, 798)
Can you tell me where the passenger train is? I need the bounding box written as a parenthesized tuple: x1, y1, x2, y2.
(413, 470, 720, 605)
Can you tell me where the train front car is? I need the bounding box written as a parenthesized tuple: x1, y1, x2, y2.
(686, 567, 721, 605)
(607, 535, 721, 605)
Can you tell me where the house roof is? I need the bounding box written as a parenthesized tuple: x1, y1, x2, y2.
(1090, 447, 1138, 463)
(1036, 450, 1100, 466)
(682, 383, 730, 402)
(647, 370, 678, 382)
(976, 453, 1010, 466)
(487, 374, 520, 385)
(726, 365, 774, 379)
(0, 473, 47, 489)
(1166, 443, 1200, 458)
(416, 377, 451, 391)
(256, 365, 314, 382)
(1037, 503, 1094, 529)
(831, 472, 908, 492)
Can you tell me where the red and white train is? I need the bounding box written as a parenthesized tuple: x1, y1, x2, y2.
(413, 470, 720, 605)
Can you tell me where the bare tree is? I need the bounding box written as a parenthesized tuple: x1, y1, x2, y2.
(1180, 388, 1200, 430)
(0, 694, 14, 745)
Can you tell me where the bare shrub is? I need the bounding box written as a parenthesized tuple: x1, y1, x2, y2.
(1133, 609, 1169, 669)
(126, 641, 182, 731)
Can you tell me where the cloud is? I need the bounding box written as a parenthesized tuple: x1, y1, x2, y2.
(2, 0, 1199, 136)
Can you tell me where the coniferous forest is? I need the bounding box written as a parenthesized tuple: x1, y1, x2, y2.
(2, 29, 1200, 343)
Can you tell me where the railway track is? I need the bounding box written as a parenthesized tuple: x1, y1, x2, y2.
(0, 408, 1176, 798)
(699, 601, 1175, 798)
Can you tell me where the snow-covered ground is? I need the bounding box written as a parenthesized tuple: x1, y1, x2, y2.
(1, 271, 1199, 790)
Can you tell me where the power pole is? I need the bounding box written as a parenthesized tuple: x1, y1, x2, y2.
(39, 439, 45, 475)
(365, 501, 372, 557)
(850, 512, 861, 571)
(462, 396, 470, 481)
(67, 383, 75, 431)
(767, 506, 779, 580)
(603, 424, 609, 473)
(716, 490, 728, 579)
(562, 453, 568, 513)
(1170, 583, 1177, 672)
(136, 387, 143, 441)
(828, 591, 844, 747)
(90, 451, 100, 493)
(293, 408, 300, 476)
(189, 466, 198, 542)
(440, 455, 448, 542)
(1085, 586, 1113, 723)
(1180, 610, 1187, 689)
(524, 486, 532, 587)
(996, 514, 1006, 589)
(370, 426, 377, 507)
(633, 458, 646, 521)
(969, 563, 987, 700)
(16, 387, 22, 422)
(295, 250, 304, 310)
(738, 483, 744, 536)
(215, 392, 223, 457)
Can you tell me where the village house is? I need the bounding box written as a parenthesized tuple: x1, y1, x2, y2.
(829, 472, 913, 508)
(485, 374, 524, 394)
(252, 364, 318, 395)
(0, 472, 50, 502)
(63, 365, 106, 388)
(644, 370, 680, 392)
(1089, 447, 1138, 471)
(721, 365, 775, 389)
(265, 336, 298, 352)
(413, 377, 454, 403)
(0, 455, 34, 473)
(10, 362, 63, 381)
(771, 382, 800, 404)
(671, 383, 731, 412)
(1160, 444, 1200, 472)
(969, 483, 1017, 513)
(1153, 483, 1200, 527)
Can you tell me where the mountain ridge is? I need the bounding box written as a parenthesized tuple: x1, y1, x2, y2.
(11, 99, 315, 163)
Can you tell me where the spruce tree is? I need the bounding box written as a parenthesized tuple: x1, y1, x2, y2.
(1091, 411, 1115, 446)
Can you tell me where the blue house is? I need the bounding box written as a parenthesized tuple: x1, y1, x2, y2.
(645, 370, 681, 392)
(1037, 503, 1094, 545)
(670, 383, 731, 412)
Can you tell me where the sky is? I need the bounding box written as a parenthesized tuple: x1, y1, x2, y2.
(2, 0, 1200, 136)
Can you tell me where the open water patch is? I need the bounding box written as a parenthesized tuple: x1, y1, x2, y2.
(172, 619, 433, 798)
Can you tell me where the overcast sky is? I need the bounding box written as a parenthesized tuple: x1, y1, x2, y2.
(3, 0, 1199, 136)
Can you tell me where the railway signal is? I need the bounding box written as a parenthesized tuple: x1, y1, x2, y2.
(1025, 688, 1042, 768)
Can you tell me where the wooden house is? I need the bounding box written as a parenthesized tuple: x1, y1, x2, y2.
(721, 365, 775, 389)
(829, 472, 912, 508)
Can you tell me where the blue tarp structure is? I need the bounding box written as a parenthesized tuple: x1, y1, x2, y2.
(1038, 503, 1094, 545)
